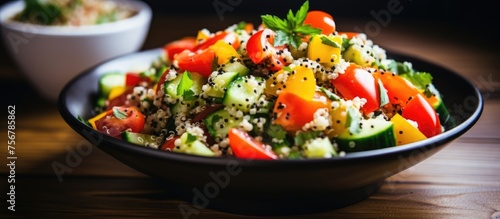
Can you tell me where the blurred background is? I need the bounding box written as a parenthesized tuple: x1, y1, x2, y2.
(1, 0, 497, 51)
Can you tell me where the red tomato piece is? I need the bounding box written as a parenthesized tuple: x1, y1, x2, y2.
(160, 135, 180, 151)
(331, 64, 380, 114)
(246, 28, 284, 71)
(273, 91, 328, 132)
(95, 106, 145, 138)
(163, 37, 197, 61)
(304, 10, 336, 35)
(372, 69, 420, 108)
(228, 128, 278, 160)
(401, 94, 442, 138)
(125, 72, 151, 87)
(174, 49, 216, 77)
(194, 31, 240, 51)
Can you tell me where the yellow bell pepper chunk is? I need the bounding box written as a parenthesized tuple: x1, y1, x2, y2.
(108, 86, 126, 100)
(88, 110, 109, 129)
(307, 34, 343, 68)
(209, 40, 240, 65)
(265, 66, 316, 100)
(196, 28, 210, 44)
(391, 113, 427, 145)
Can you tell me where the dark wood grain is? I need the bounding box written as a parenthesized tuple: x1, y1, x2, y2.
(1, 14, 499, 219)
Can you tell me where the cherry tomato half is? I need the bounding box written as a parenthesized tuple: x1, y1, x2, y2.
(95, 106, 145, 138)
(304, 10, 336, 35)
(174, 49, 216, 77)
(228, 128, 278, 160)
(401, 94, 442, 138)
(246, 28, 284, 71)
(163, 37, 197, 61)
(331, 64, 380, 114)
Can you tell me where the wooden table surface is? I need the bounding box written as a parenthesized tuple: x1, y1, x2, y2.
(1, 14, 500, 219)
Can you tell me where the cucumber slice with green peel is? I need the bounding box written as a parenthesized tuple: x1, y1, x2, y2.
(204, 71, 240, 99)
(336, 119, 396, 152)
(174, 132, 215, 157)
(221, 60, 250, 76)
(222, 75, 265, 113)
(432, 96, 456, 129)
(342, 44, 374, 67)
(204, 109, 242, 141)
(303, 137, 337, 158)
(121, 132, 160, 148)
(164, 73, 183, 98)
(98, 72, 124, 98)
(164, 71, 206, 99)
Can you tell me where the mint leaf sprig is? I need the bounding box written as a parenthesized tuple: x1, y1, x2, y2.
(261, 1, 321, 49)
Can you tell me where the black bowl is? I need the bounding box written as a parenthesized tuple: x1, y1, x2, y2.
(58, 48, 483, 216)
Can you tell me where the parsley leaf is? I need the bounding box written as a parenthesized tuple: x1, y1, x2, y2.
(317, 87, 340, 101)
(186, 133, 197, 144)
(400, 71, 433, 90)
(77, 115, 91, 127)
(378, 79, 390, 107)
(211, 56, 219, 72)
(261, 1, 321, 48)
(267, 124, 288, 140)
(177, 71, 194, 97)
(182, 90, 197, 101)
(294, 131, 321, 146)
(320, 36, 341, 48)
(113, 107, 128, 119)
(345, 107, 361, 134)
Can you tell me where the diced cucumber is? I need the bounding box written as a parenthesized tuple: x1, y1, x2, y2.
(98, 72, 124, 98)
(221, 59, 250, 76)
(432, 96, 456, 129)
(204, 109, 242, 141)
(164, 71, 206, 99)
(342, 44, 374, 67)
(303, 137, 337, 158)
(174, 132, 215, 157)
(222, 75, 265, 113)
(204, 71, 240, 99)
(164, 73, 183, 98)
(121, 132, 160, 149)
(96, 96, 107, 108)
(336, 118, 396, 152)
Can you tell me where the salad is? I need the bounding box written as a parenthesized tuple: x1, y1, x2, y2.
(85, 1, 452, 159)
(13, 0, 136, 26)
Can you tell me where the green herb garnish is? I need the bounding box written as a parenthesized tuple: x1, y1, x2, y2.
(261, 1, 321, 49)
(186, 133, 197, 144)
(317, 87, 341, 101)
(320, 36, 340, 48)
(113, 107, 128, 119)
(378, 79, 390, 107)
(177, 71, 194, 97)
(345, 107, 361, 134)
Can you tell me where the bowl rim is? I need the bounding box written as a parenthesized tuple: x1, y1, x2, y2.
(0, 0, 152, 36)
(58, 48, 484, 167)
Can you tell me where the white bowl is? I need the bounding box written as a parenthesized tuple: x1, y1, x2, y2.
(0, 0, 152, 102)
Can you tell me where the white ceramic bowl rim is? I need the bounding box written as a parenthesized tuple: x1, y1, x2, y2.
(0, 0, 152, 36)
